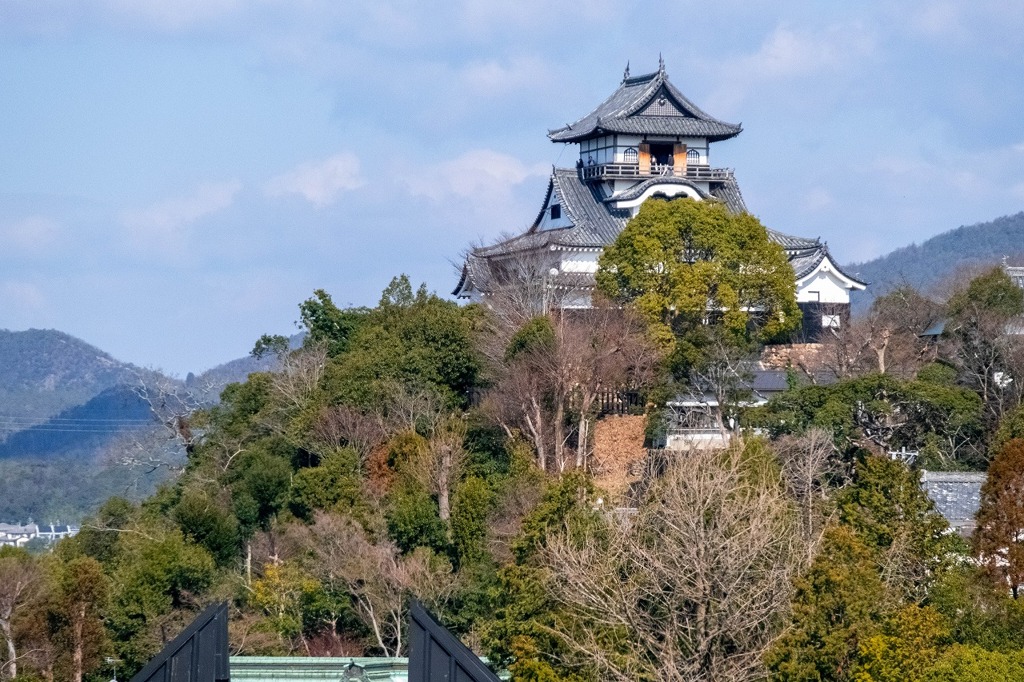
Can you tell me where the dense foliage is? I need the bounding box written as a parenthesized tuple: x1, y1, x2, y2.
(8, 201, 1024, 681)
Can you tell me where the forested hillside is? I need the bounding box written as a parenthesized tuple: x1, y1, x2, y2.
(0, 329, 144, 434)
(847, 211, 1024, 310)
(7, 202, 1024, 681)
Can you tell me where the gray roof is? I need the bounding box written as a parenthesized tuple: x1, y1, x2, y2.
(549, 66, 742, 144)
(921, 470, 986, 534)
(456, 168, 839, 294)
(786, 243, 867, 285)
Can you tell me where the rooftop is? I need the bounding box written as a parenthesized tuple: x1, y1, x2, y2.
(548, 62, 742, 144)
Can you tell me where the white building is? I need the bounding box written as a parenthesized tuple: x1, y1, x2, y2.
(454, 60, 866, 339)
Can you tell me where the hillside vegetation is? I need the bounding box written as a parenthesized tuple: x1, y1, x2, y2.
(7, 202, 1024, 681)
(847, 211, 1024, 310)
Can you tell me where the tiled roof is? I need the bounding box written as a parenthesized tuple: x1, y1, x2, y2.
(787, 244, 868, 286)
(455, 167, 848, 296)
(548, 67, 742, 143)
(921, 471, 986, 533)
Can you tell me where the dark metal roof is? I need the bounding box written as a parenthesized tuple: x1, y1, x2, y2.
(409, 601, 501, 682)
(548, 66, 742, 144)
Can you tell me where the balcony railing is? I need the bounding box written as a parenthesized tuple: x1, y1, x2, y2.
(580, 163, 733, 182)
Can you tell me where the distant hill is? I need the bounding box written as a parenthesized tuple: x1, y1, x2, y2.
(0, 329, 297, 522)
(846, 211, 1024, 311)
(0, 328, 151, 434)
(0, 385, 153, 459)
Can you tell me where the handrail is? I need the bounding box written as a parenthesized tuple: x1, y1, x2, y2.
(580, 163, 733, 182)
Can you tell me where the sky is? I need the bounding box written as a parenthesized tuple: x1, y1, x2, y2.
(3, 1, 1024, 376)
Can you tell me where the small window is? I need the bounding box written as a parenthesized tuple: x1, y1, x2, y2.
(550, 204, 561, 220)
(623, 147, 638, 163)
(822, 314, 841, 330)
(807, 291, 820, 302)
(687, 148, 700, 164)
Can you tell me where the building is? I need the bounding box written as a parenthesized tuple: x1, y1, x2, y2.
(920, 470, 986, 536)
(454, 60, 866, 339)
(0, 522, 79, 547)
(0, 523, 38, 548)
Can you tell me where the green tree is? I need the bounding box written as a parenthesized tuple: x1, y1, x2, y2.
(923, 644, 1024, 681)
(837, 454, 960, 599)
(297, 288, 368, 357)
(853, 605, 950, 682)
(107, 528, 216, 673)
(450, 476, 496, 569)
(769, 526, 887, 682)
(596, 197, 800, 349)
(947, 267, 1024, 320)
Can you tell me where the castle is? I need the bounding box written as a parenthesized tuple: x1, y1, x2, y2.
(454, 60, 866, 338)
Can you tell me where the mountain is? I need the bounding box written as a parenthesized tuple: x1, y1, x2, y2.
(0, 328, 153, 435)
(846, 211, 1024, 312)
(0, 385, 153, 459)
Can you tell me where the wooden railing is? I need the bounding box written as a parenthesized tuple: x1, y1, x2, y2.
(580, 163, 733, 182)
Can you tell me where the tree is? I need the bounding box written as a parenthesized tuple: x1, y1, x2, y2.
(852, 605, 950, 682)
(943, 267, 1024, 426)
(0, 547, 41, 679)
(837, 454, 958, 600)
(542, 443, 805, 681)
(974, 438, 1024, 597)
(596, 197, 800, 350)
(299, 513, 455, 656)
(773, 428, 838, 555)
(768, 526, 887, 682)
(481, 304, 657, 472)
(297, 289, 368, 357)
(820, 285, 939, 379)
(52, 556, 109, 682)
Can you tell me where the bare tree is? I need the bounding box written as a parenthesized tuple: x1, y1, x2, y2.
(268, 343, 328, 413)
(300, 513, 456, 656)
(541, 443, 805, 682)
(773, 428, 839, 560)
(481, 299, 657, 473)
(0, 551, 41, 679)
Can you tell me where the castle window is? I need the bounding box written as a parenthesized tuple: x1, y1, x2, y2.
(550, 204, 561, 220)
(822, 314, 841, 330)
(623, 147, 638, 163)
(687, 148, 700, 164)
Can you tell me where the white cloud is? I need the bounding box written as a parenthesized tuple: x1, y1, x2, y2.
(265, 153, 364, 207)
(0, 281, 46, 314)
(0, 216, 59, 253)
(705, 23, 876, 112)
(459, 56, 551, 96)
(121, 180, 241, 252)
(405, 149, 548, 203)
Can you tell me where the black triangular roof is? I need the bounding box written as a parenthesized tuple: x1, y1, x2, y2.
(548, 65, 742, 143)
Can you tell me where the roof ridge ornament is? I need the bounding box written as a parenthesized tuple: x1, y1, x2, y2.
(623, 61, 630, 82)
(658, 53, 665, 74)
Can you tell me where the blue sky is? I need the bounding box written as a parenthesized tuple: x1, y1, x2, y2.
(2, 1, 1024, 375)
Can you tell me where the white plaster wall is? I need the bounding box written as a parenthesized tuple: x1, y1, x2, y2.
(536, 187, 574, 230)
(795, 259, 858, 304)
(614, 183, 704, 210)
(558, 252, 601, 273)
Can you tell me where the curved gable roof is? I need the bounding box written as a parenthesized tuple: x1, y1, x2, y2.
(548, 66, 742, 143)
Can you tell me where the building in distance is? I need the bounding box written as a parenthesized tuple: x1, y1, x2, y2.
(454, 60, 866, 339)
